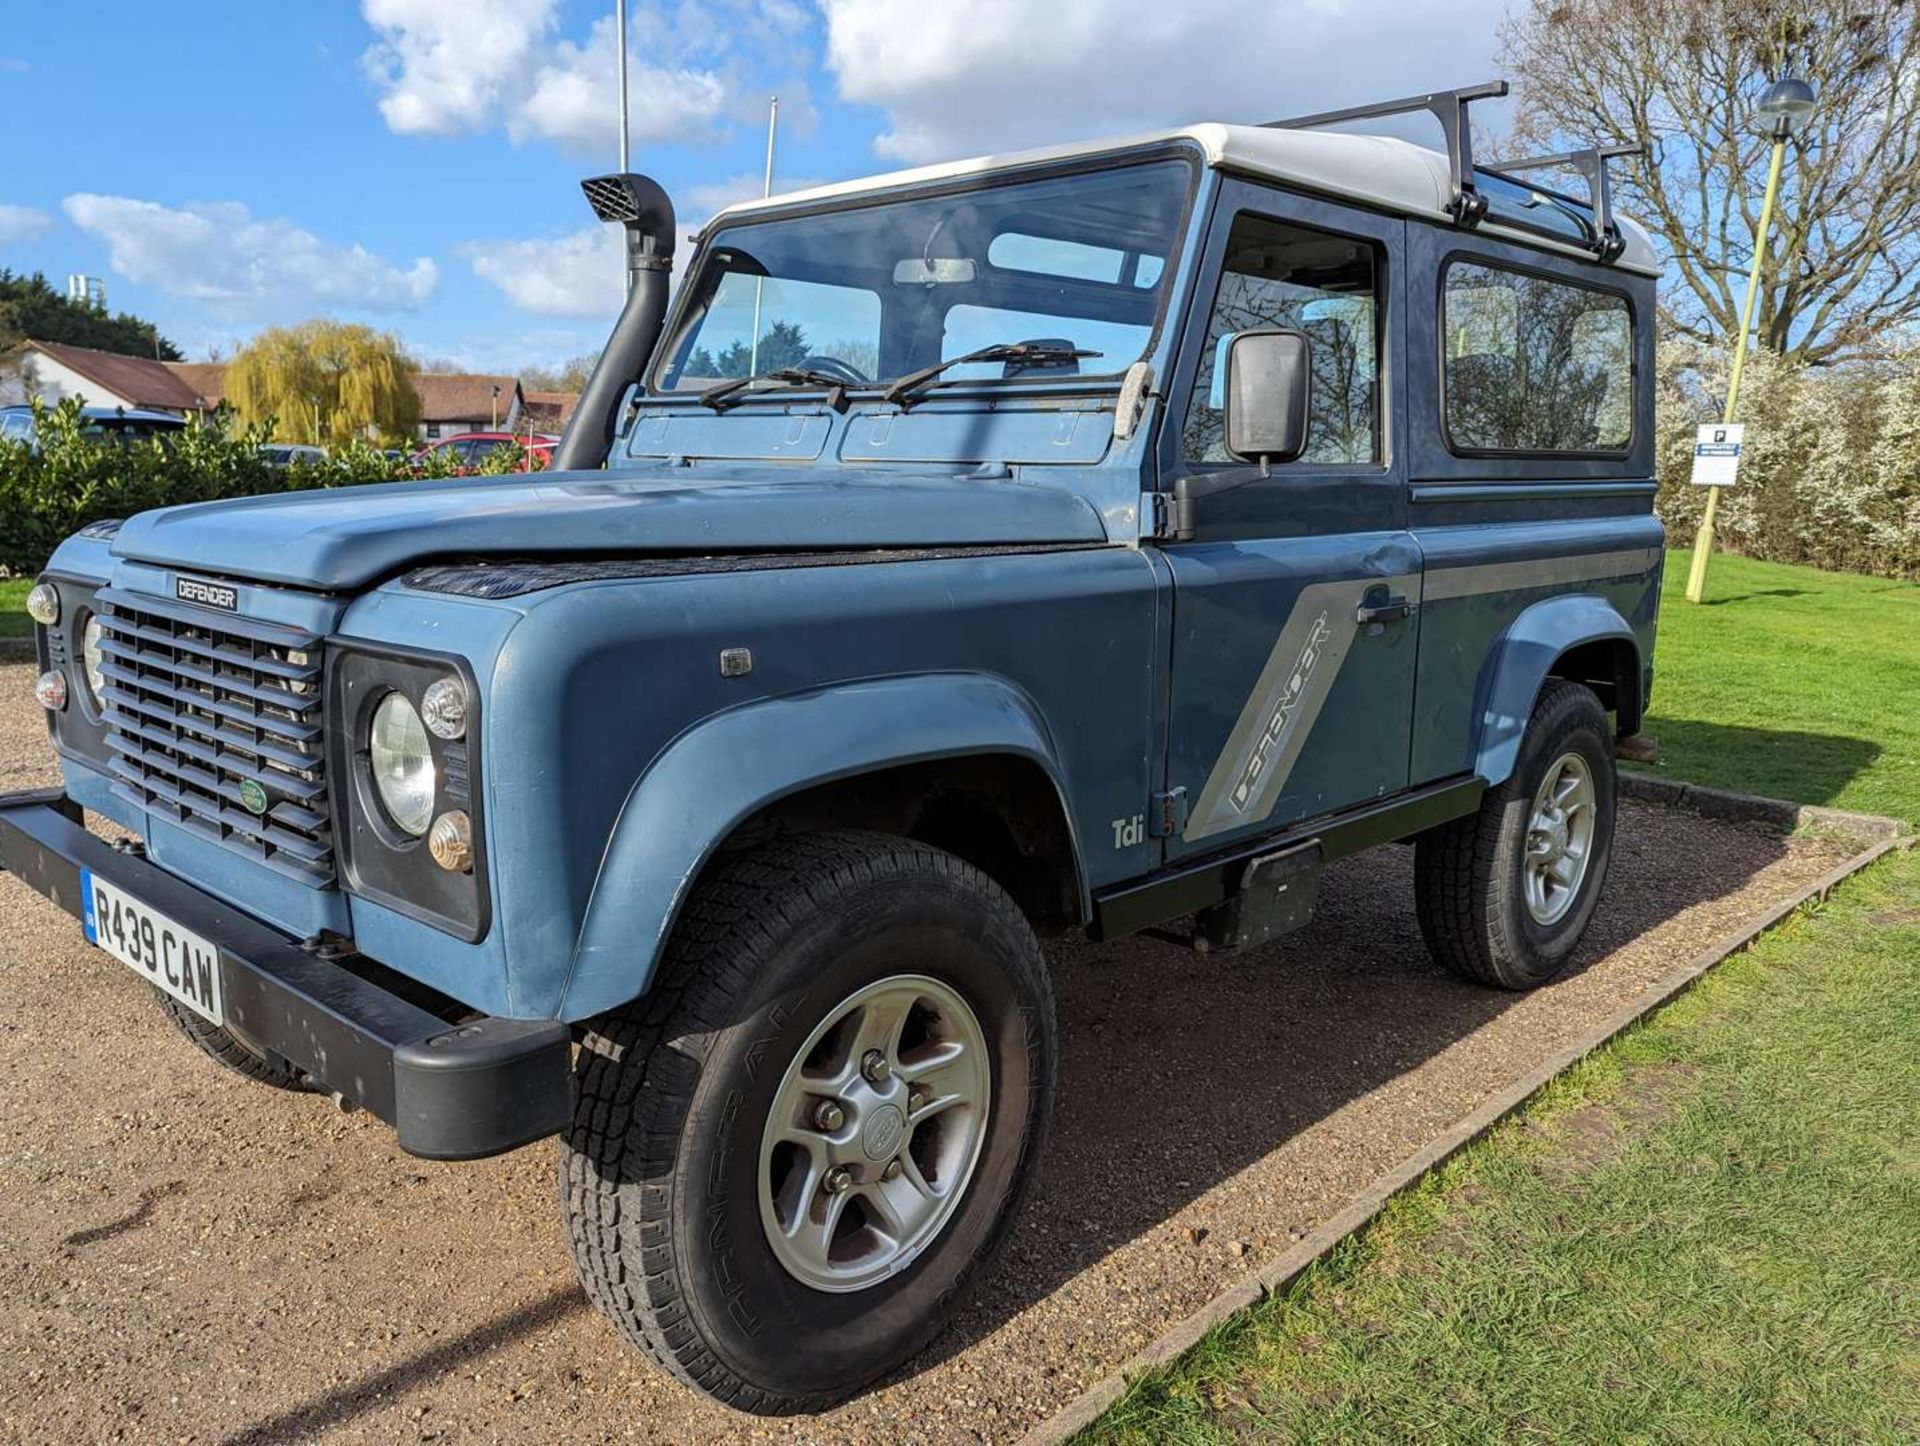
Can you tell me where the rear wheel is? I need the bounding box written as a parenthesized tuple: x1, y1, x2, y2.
(1414, 680, 1617, 989)
(158, 996, 310, 1090)
(559, 830, 1056, 1413)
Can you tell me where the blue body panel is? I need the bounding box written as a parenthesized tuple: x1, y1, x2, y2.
(28, 156, 1666, 1027)
(563, 672, 1080, 1018)
(110, 466, 1112, 590)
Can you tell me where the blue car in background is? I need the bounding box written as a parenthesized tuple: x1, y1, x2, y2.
(2, 81, 1662, 1412)
(1, 402, 188, 450)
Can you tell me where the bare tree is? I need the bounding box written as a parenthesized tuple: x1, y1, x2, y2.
(1503, 0, 1920, 364)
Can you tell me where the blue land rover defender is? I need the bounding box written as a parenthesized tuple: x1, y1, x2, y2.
(3, 83, 1661, 1412)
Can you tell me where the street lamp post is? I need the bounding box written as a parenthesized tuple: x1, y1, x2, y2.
(1684, 75, 1817, 604)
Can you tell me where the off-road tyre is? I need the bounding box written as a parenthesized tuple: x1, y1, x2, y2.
(158, 995, 311, 1090)
(1414, 680, 1617, 990)
(559, 829, 1056, 1414)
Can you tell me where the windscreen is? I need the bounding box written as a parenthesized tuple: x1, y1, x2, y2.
(656, 158, 1193, 393)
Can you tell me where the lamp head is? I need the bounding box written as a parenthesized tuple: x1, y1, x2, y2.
(1758, 76, 1816, 139)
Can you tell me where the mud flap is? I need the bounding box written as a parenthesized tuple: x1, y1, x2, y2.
(1195, 839, 1324, 951)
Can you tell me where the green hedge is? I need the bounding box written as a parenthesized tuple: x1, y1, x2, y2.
(0, 399, 533, 577)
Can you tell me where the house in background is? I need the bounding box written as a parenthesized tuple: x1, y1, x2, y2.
(521, 389, 580, 435)
(3, 344, 575, 443)
(164, 361, 227, 411)
(415, 374, 523, 440)
(0, 339, 216, 415)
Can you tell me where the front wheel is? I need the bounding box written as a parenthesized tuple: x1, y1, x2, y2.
(558, 830, 1056, 1414)
(1414, 680, 1617, 990)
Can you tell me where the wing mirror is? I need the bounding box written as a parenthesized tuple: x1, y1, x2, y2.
(1169, 328, 1314, 539)
(1214, 328, 1311, 467)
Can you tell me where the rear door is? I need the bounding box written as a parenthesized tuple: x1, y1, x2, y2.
(1157, 181, 1418, 859)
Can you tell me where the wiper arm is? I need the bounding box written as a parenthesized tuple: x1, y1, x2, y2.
(698, 367, 855, 413)
(881, 342, 1103, 408)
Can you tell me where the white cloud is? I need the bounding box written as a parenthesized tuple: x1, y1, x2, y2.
(361, 0, 810, 154)
(465, 226, 624, 320)
(513, 15, 729, 152)
(0, 204, 51, 244)
(360, 0, 558, 135)
(62, 195, 438, 318)
(465, 171, 823, 318)
(819, 0, 1505, 163)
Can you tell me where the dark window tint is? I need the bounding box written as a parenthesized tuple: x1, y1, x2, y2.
(1183, 213, 1380, 465)
(1443, 262, 1632, 453)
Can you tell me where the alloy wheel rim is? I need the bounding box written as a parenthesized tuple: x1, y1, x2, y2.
(1523, 751, 1597, 926)
(758, 974, 991, 1293)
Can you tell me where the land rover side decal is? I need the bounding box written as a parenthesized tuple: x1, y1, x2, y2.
(1185, 576, 1404, 842)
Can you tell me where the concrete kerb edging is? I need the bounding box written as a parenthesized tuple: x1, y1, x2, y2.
(0, 638, 34, 664)
(1021, 786, 1913, 1446)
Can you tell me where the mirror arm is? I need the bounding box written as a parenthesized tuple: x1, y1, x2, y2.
(1167, 464, 1270, 541)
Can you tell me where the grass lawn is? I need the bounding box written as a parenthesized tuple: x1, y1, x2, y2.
(1087, 848, 1920, 1443)
(1084, 552, 1920, 1442)
(1639, 551, 1920, 823)
(0, 578, 30, 639)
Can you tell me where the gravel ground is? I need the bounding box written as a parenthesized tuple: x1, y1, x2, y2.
(0, 661, 1861, 1444)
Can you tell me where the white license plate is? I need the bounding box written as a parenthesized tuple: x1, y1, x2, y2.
(80, 869, 224, 1026)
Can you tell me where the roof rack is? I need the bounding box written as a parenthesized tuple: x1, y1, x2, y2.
(1483, 144, 1644, 261)
(1265, 81, 1510, 226)
(1266, 81, 1642, 261)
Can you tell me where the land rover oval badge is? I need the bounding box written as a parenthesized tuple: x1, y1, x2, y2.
(238, 778, 270, 816)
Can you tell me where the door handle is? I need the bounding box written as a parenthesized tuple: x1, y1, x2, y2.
(1354, 594, 1415, 625)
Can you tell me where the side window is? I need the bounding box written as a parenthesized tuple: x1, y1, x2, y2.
(1, 412, 31, 442)
(1442, 261, 1632, 453)
(1183, 212, 1381, 466)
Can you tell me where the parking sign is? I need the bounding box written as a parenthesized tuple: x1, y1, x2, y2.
(1690, 423, 1745, 487)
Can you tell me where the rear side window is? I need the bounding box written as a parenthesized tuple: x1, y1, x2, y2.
(1442, 261, 1632, 454)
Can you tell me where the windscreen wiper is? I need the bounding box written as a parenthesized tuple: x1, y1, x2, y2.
(881, 342, 1102, 408)
(698, 367, 855, 413)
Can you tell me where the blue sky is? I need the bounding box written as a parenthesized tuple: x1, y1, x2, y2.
(1, 1, 1501, 374)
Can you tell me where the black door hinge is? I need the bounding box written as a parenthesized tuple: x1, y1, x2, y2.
(1149, 786, 1188, 838)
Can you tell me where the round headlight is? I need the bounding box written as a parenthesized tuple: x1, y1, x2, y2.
(369, 692, 436, 837)
(81, 613, 106, 705)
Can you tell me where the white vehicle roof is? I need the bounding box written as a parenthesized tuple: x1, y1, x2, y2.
(712, 123, 1660, 277)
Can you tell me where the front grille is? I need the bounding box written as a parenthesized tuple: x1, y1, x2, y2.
(95, 585, 335, 885)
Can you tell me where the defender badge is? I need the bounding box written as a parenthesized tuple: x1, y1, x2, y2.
(175, 575, 238, 611)
(238, 778, 270, 816)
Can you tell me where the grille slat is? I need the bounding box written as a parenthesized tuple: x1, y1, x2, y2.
(98, 660, 322, 744)
(98, 590, 334, 886)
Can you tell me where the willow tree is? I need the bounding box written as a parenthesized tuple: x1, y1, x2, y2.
(225, 321, 421, 445)
(1503, 0, 1920, 364)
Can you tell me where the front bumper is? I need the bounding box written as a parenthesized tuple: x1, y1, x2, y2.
(0, 788, 571, 1160)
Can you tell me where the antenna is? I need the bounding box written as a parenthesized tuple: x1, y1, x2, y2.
(747, 95, 778, 374)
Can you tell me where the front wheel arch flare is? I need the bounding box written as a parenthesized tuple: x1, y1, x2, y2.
(559, 673, 1085, 1021)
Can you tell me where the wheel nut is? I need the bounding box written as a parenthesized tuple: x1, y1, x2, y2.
(813, 1099, 845, 1131)
(861, 1049, 891, 1083)
(908, 1088, 928, 1114)
(882, 1159, 903, 1182)
(824, 1166, 854, 1195)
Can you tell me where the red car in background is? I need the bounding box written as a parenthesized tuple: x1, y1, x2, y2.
(410, 431, 559, 474)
